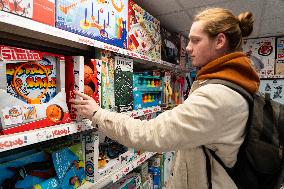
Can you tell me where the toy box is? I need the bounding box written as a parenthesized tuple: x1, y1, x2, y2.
(133, 73, 162, 110)
(56, 0, 128, 48)
(82, 132, 99, 183)
(100, 50, 115, 111)
(161, 27, 180, 65)
(52, 143, 86, 188)
(128, 0, 161, 61)
(114, 56, 133, 112)
(65, 56, 84, 121)
(0, 45, 72, 134)
(0, 0, 55, 26)
(84, 58, 101, 105)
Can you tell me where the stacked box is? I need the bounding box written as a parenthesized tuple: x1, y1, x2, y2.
(128, 0, 161, 61)
(56, 0, 128, 48)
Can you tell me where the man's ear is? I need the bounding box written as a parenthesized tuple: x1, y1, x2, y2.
(215, 33, 227, 50)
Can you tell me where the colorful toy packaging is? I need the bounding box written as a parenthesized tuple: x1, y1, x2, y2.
(133, 73, 162, 110)
(0, 0, 55, 26)
(56, 0, 128, 48)
(52, 143, 86, 189)
(65, 56, 84, 121)
(128, 0, 161, 61)
(84, 58, 101, 105)
(0, 45, 71, 134)
(114, 56, 133, 112)
(100, 50, 115, 111)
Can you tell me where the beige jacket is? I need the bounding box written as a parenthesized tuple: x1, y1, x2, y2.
(92, 80, 249, 189)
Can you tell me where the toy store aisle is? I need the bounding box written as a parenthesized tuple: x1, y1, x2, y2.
(0, 0, 284, 188)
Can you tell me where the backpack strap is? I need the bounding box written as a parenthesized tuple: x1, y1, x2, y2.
(202, 79, 253, 189)
(205, 79, 254, 105)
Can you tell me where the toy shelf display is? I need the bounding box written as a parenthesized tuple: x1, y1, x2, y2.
(0, 0, 191, 188)
(1, 0, 191, 71)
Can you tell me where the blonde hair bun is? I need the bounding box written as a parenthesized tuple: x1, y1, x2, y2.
(238, 12, 254, 37)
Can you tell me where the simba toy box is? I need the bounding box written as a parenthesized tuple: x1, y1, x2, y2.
(0, 45, 72, 134)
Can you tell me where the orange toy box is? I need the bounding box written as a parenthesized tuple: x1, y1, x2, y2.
(0, 0, 55, 26)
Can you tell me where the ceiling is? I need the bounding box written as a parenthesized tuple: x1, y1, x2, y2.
(133, 0, 284, 38)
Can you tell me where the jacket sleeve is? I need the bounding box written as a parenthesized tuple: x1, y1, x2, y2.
(92, 84, 248, 152)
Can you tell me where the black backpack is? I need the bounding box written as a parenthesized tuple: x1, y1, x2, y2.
(203, 79, 284, 189)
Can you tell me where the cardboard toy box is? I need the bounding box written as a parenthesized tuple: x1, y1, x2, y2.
(114, 56, 133, 112)
(0, 0, 55, 26)
(0, 45, 72, 134)
(56, 0, 128, 48)
(100, 50, 115, 111)
(128, 0, 161, 61)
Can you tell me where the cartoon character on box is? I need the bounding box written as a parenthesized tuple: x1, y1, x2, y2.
(52, 143, 86, 189)
(128, 0, 161, 61)
(56, 0, 128, 48)
(0, 45, 71, 134)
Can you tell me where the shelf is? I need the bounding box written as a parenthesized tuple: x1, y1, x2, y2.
(79, 152, 156, 189)
(0, 106, 161, 152)
(0, 11, 190, 74)
(123, 106, 161, 118)
(259, 75, 284, 79)
(0, 119, 93, 152)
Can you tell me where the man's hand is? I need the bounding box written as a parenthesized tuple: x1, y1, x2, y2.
(69, 91, 100, 120)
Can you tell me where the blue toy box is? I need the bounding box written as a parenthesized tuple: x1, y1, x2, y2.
(133, 74, 162, 110)
(56, 0, 128, 49)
